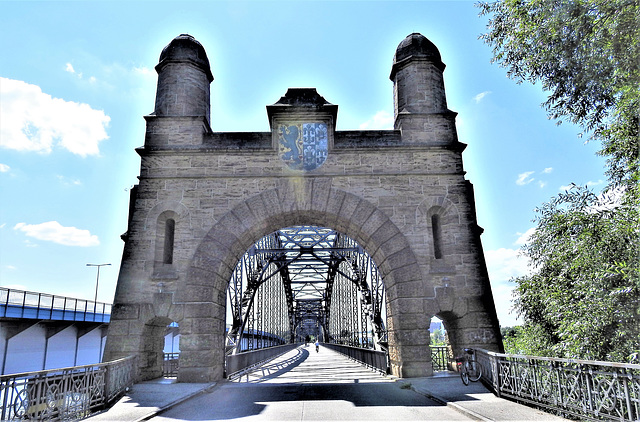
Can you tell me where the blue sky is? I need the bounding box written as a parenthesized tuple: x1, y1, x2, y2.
(0, 1, 606, 327)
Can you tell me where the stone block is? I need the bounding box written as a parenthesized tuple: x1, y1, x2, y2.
(184, 302, 216, 318)
(111, 303, 140, 320)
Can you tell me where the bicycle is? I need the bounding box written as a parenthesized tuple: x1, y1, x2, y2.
(456, 348, 482, 386)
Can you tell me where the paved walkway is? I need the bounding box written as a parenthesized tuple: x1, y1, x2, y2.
(85, 378, 217, 422)
(87, 346, 564, 421)
(406, 374, 564, 421)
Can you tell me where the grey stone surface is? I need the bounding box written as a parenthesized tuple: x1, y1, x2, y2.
(104, 32, 504, 382)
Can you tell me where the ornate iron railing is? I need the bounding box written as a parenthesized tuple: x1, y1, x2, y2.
(0, 356, 136, 421)
(475, 349, 640, 421)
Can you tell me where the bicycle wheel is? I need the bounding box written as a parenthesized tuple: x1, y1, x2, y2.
(468, 360, 482, 382)
(460, 367, 470, 385)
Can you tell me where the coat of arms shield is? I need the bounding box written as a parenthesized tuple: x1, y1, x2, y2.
(278, 122, 328, 171)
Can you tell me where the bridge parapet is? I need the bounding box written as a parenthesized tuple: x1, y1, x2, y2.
(322, 343, 388, 374)
(0, 287, 111, 323)
(475, 348, 640, 421)
(0, 355, 136, 421)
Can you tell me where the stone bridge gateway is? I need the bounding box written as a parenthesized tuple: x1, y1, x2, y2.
(103, 32, 503, 382)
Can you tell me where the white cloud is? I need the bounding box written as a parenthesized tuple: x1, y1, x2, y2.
(486, 248, 531, 283)
(5, 265, 17, 270)
(538, 181, 547, 189)
(133, 66, 154, 77)
(473, 91, 492, 103)
(560, 180, 604, 191)
(14, 221, 99, 247)
(65, 63, 75, 73)
(542, 167, 553, 174)
(0, 78, 110, 156)
(359, 110, 394, 130)
(516, 171, 535, 186)
(515, 227, 536, 246)
(0, 163, 9, 173)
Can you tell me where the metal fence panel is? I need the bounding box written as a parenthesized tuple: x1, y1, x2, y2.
(0, 356, 136, 422)
(322, 343, 388, 374)
(475, 349, 640, 421)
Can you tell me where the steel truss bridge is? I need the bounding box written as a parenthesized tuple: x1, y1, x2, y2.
(225, 225, 387, 355)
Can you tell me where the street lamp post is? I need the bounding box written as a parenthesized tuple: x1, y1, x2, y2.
(87, 263, 110, 317)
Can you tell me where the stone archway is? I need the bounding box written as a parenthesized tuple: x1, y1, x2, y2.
(103, 32, 504, 383)
(174, 182, 428, 382)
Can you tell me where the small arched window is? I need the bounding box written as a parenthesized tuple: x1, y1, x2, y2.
(163, 218, 175, 265)
(431, 214, 443, 259)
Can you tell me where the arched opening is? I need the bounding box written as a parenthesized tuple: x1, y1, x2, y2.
(163, 321, 180, 378)
(153, 211, 179, 278)
(171, 186, 434, 382)
(224, 225, 388, 366)
(163, 218, 175, 265)
(140, 317, 180, 381)
(429, 316, 452, 372)
(431, 214, 443, 259)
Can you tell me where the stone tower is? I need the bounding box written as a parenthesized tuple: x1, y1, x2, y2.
(391, 33, 457, 145)
(103, 33, 503, 382)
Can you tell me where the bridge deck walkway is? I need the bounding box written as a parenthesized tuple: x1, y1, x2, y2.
(88, 345, 565, 421)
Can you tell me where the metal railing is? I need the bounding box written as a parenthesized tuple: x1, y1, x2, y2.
(225, 344, 299, 378)
(475, 349, 640, 421)
(0, 287, 111, 323)
(322, 343, 388, 374)
(0, 356, 136, 421)
(163, 353, 179, 378)
(431, 345, 452, 371)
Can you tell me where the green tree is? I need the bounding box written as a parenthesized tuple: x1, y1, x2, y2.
(477, 0, 639, 190)
(430, 328, 446, 345)
(478, 0, 640, 362)
(514, 186, 639, 361)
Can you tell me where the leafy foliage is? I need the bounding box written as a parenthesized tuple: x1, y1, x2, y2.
(477, 0, 640, 188)
(513, 186, 639, 361)
(430, 328, 446, 345)
(478, 0, 640, 362)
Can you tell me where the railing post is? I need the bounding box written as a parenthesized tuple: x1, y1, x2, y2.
(622, 369, 634, 421)
(103, 359, 112, 408)
(492, 353, 500, 397)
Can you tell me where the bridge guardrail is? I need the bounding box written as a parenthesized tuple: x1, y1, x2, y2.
(225, 343, 300, 378)
(0, 287, 111, 323)
(0, 355, 137, 421)
(322, 343, 388, 374)
(431, 345, 453, 371)
(475, 348, 640, 421)
(163, 353, 179, 378)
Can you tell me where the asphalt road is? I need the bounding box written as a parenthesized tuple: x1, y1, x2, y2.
(149, 345, 473, 421)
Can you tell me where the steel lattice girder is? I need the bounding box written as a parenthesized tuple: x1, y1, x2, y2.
(226, 225, 387, 353)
